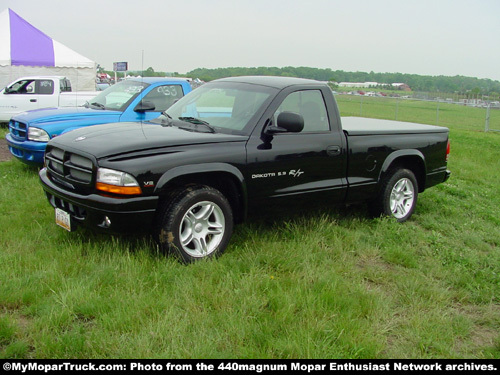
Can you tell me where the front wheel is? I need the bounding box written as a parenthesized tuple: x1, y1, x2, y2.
(155, 185, 234, 263)
(370, 169, 418, 222)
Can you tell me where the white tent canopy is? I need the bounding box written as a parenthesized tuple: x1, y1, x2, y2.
(0, 8, 96, 91)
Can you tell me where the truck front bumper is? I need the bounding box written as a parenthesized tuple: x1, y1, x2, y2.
(5, 133, 46, 166)
(39, 168, 159, 233)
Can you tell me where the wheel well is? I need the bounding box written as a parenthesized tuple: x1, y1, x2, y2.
(383, 156, 426, 193)
(158, 172, 246, 223)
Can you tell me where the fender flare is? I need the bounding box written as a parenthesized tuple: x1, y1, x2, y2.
(379, 149, 426, 182)
(154, 162, 248, 216)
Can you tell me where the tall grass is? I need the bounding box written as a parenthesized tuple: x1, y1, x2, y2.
(0, 99, 499, 359)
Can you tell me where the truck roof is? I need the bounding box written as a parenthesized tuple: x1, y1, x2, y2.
(215, 76, 323, 89)
(14, 76, 68, 81)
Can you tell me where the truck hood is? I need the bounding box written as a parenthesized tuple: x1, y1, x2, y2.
(48, 122, 248, 159)
(12, 107, 122, 125)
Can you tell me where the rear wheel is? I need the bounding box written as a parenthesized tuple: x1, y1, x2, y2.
(370, 168, 418, 222)
(155, 185, 233, 263)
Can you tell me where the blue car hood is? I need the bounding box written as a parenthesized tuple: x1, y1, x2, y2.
(12, 107, 122, 126)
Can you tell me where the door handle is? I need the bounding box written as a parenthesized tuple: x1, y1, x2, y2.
(30, 99, 37, 103)
(327, 145, 341, 156)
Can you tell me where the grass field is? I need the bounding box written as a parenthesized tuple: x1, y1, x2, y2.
(0, 97, 499, 359)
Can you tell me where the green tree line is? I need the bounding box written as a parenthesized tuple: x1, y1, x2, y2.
(186, 66, 500, 96)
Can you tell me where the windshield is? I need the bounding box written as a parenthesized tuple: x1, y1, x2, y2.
(87, 80, 149, 111)
(162, 82, 277, 135)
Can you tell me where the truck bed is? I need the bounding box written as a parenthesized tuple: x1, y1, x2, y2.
(341, 117, 448, 136)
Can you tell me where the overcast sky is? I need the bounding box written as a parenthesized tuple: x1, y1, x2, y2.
(2, 0, 499, 81)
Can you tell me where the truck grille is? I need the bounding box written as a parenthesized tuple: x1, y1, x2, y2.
(9, 120, 27, 140)
(45, 146, 95, 188)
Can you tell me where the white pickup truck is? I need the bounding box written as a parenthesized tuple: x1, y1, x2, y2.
(0, 76, 98, 123)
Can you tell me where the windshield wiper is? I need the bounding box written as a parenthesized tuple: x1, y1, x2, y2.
(178, 116, 216, 133)
(90, 102, 106, 110)
(158, 111, 173, 126)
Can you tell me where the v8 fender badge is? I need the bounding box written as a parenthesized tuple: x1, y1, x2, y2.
(74, 136, 86, 142)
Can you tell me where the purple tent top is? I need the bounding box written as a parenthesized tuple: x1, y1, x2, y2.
(9, 8, 55, 67)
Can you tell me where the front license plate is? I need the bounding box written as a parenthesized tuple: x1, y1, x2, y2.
(55, 208, 71, 231)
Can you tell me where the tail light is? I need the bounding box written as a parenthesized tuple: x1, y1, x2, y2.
(446, 139, 450, 162)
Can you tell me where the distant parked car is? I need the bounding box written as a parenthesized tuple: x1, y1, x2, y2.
(0, 76, 98, 123)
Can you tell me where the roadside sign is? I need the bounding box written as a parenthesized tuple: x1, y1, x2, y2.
(113, 62, 128, 72)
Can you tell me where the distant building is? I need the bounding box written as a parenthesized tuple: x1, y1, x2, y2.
(339, 82, 378, 88)
(391, 83, 411, 91)
(338, 81, 412, 91)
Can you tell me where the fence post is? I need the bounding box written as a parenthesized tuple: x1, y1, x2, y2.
(436, 101, 440, 125)
(485, 104, 490, 132)
(395, 99, 399, 120)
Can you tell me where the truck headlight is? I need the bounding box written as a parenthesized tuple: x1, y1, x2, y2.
(96, 168, 142, 195)
(28, 127, 50, 142)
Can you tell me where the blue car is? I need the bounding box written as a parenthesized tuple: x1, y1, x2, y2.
(6, 77, 192, 166)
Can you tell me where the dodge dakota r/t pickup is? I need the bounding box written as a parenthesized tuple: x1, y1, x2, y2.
(39, 76, 451, 263)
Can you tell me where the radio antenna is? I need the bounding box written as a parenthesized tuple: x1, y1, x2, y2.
(141, 50, 144, 78)
(139, 50, 145, 128)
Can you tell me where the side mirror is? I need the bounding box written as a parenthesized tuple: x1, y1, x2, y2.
(134, 100, 156, 113)
(266, 111, 304, 134)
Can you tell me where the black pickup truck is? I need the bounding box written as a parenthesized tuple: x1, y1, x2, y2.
(39, 76, 451, 262)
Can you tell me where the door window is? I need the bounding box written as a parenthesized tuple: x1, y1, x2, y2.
(275, 90, 329, 132)
(6, 80, 36, 94)
(36, 80, 54, 95)
(142, 85, 184, 112)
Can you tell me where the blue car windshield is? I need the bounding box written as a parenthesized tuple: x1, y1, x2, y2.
(88, 80, 149, 111)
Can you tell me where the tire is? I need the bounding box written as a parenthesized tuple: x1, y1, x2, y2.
(154, 185, 234, 263)
(370, 168, 418, 222)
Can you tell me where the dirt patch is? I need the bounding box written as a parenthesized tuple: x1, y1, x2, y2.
(0, 137, 12, 162)
(453, 303, 500, 351)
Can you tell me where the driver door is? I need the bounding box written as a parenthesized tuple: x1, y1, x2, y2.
(245, 88, 347, 204)
(3, 79, 40, 114)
